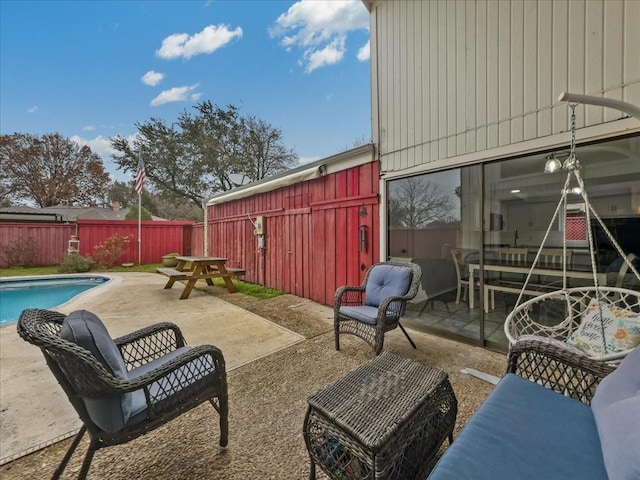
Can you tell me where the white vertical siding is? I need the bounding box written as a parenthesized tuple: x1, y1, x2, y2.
(370, 0, 640, 173)
(623, 1, 640, 114)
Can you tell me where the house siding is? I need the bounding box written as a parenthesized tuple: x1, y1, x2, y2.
(369, 0, 640, 174)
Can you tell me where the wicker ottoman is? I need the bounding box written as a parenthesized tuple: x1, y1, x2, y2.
(303, 352, 457, 480)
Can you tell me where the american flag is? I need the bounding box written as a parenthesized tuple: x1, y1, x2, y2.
(135, 155, 145, 196)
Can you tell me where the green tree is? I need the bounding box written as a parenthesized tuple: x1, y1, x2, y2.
(109, 101, 298, 209)
(107, 180, 137, 208)
(0, 133, 110, 207)
(125, 204, 153, 220)
(152, 196, 203, 222)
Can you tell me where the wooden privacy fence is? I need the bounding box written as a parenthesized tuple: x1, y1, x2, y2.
(0, 220, 202, 268)
(207, 160, 380, 306)
(389, 227, 460, 259)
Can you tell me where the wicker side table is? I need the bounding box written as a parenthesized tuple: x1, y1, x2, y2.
(303, 352, 457, 480)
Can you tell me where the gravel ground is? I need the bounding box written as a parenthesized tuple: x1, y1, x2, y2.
(0, 290, 506, 480)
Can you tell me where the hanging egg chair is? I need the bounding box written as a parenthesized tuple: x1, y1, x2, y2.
(504, 104, 640, 363)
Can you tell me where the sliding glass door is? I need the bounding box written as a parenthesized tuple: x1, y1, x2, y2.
(388, 134, 640, 350)
(388, 166, 483, 344)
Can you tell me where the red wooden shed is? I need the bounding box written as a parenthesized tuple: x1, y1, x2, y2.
(206, 145, 379, 306)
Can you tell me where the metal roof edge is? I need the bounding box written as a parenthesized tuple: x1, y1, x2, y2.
(206, 144, 375, 206)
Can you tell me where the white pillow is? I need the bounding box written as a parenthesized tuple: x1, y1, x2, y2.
(566, 299, 640, 357)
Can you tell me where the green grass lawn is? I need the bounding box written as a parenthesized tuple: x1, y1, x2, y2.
(0, 264, 285, 300)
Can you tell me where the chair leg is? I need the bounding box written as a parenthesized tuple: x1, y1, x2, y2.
(397, 322, 417, 350)
(334, 318, 340, 351)
(418, 300, 429, 316)
(219, 394, 229, 447)
(52, 426, 86, 480)
(208, 394, 229, 447)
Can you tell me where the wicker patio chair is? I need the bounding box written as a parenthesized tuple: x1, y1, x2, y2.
(334, 261, 422, 355)
(17, 308, 228, 480)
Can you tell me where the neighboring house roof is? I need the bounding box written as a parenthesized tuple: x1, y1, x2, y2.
(0, 204, 167, 221)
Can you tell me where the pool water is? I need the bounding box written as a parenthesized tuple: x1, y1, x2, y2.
(0, 276, 108, 326)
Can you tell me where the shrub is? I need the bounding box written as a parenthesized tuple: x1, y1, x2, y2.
(58, 255, 95, 273)
(1, 236, 40, 267)
(92, 233, 134, 268)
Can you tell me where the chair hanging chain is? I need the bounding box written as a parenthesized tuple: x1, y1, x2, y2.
(565, 103, 580, 171)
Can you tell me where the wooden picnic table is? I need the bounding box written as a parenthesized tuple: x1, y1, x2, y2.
(156, 256, 245, 300)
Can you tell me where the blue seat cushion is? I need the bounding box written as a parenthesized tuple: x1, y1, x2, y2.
(59, 310, 132, 433)
(591, 346, 640, 480)
(127, 346, 216, 426)
(428, 373, 608, 480)
(339, 305, 381, 325)
(364, 264, 412, 307)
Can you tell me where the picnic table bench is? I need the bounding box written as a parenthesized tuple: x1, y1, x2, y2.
(156, 256, 245, 299)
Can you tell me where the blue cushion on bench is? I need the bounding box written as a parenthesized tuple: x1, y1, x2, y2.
(364, 264, 411, 307)
(60, 310, 132, 433)
(428, 373, 608, 480)
(592, 346, 640, 480)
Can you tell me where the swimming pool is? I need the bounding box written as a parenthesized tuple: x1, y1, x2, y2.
(0, 276, 109, 326)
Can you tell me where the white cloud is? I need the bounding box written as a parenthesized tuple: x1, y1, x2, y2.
(71, 133, 138, 182)
(357, 39, 370, 61)
(305, 37, 345, 73)
(156, 24, 243, 60)
(150, 84, 200, 106)
(270, 0, 369, 72)
(70, 134, 118, 157)
(27, 106, 38, 113)
(82, 125, 96, 131)
(142, 70, 164, 86)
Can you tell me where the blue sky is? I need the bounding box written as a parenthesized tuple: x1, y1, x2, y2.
(0, 0, 371, 182)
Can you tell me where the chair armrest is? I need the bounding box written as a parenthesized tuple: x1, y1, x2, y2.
(334, 285, 366, 308)
(114, 322, 187, 369)
(124, 344, 226, 388)
(378, 295, 409, 315)
(123, 345, 227, 418)
(507, 335, 615, 405)
(77, 345, 226, 401)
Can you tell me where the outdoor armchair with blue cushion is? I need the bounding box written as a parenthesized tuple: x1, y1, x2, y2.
(334, 261, 422, 355)
(17, 308, 228, 480)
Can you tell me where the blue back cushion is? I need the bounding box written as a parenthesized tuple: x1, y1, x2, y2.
(59, 310, 132, 433)
(592, 346, 640, 480)
(364, 264, 412, 307)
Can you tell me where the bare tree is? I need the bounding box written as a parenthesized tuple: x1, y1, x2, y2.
(0, 133, 109, 207)
(388, 177, 455, 228)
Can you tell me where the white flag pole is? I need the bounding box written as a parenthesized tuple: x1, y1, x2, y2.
(136, 152, 144, 265)
(138, 190, 142, 265)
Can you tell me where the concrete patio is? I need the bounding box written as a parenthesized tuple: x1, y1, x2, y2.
(0, 272, 506, 479)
